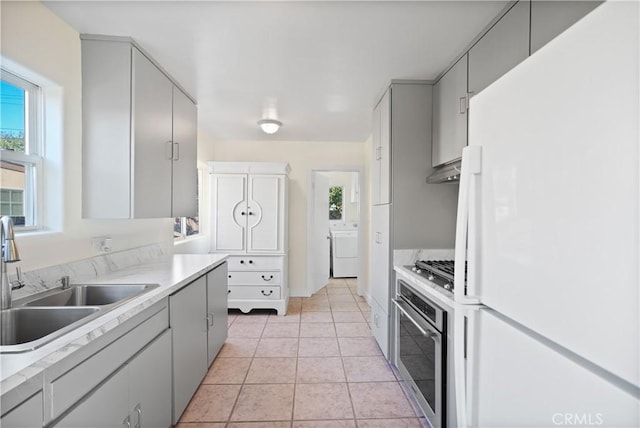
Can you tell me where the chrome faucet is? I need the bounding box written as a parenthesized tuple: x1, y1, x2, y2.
(1, 216, 25, 310)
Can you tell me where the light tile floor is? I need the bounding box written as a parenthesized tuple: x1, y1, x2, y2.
(178, 278, 428, 428)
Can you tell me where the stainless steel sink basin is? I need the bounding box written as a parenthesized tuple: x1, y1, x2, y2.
(0, 307, 100, 348)
(1, 283, 160, 353)
(23, 284, 159, 307)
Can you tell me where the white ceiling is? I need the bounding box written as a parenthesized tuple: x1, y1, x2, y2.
(44, 1, 508, 142)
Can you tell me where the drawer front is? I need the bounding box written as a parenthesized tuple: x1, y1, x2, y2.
(227, 271, 281, 286)
(228, 286, 281, 300)
(227, 256, 283, 271)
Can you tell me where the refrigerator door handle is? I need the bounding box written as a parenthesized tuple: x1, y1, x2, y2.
(454, 146, 482, 303)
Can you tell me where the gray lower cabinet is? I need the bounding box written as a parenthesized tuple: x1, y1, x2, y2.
(54, 330, 172, 428)
(530, 0, 602, 53)
(170, 276, 208, 424)
(170, 263, 229, 423)
(207, 263, 228, 366)
(0, 393, 43, 428)
(468, 0, 530, 95)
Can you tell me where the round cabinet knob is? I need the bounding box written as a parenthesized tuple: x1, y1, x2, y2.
(241, 211, 246, 216)
(240, 260, 245, 264)
(248, 211, 254, 216)
(444, 283, 452, 290)
(248, 260, 253, 264)
(228, 275, 232, 278)
(228, 289, 231, 294)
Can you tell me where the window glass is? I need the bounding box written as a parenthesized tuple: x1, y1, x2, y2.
(329, 186, 344, 220)
(0, 69, 41, 228)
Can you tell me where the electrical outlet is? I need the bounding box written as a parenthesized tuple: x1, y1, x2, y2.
(92, 236, 112, 253)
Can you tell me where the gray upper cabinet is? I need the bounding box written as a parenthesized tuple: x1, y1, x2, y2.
(371, 88, 391, 205)
(468, 0, 530, 95)
(432, 54, 468, 167)
(81, 36, 197, 219)
(530, 1, 602, 53)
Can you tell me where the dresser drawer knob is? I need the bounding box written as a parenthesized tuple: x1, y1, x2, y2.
(249, 260, 254, 264)
(240, 260, 245, 264)
(228, 289, 231, 294)
(261, 290, 273, 296)
(228, 275, 232, 278)
(261, 275, 274, 281)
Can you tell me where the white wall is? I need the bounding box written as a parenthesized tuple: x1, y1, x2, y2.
(1, 1, 173, 272)
(198, 135, 367, 297)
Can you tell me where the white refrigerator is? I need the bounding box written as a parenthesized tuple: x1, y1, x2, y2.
(452, 1, 639, 426)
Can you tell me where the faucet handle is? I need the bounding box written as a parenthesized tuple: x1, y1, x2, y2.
(10, 266, 25, 290)
(60, 275, 70, 289)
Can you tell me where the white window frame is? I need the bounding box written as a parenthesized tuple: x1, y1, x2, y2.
(0, 68, 44, 230)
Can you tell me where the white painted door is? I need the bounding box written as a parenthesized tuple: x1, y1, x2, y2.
(310, 172, 330, 294)
(210, 174, 247, 252)
(247, 175, 283, 252)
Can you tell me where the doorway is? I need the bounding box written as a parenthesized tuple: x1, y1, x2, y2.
(306, 168, 363, 296)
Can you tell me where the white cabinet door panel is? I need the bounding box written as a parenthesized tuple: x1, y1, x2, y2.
(171, 87, 198, 217)
(371, 299, 389, 359)
(131, 48, 173, 218)
(211, 174, 247, 252)
(1, 393, 43, 428)
(248, 175, 283, 252)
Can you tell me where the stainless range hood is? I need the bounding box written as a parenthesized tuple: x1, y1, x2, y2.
(426, 160, 461, 184)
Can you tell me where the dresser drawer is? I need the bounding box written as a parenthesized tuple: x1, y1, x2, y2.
(228, 286, 281, 300)
(227, 256, 283, 271)
(227, 271, 281, 286)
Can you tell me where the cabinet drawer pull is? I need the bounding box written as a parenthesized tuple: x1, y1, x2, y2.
(165, 141, 173, 160)
(261, 275, 274, 281)
(173, 142, 180, 160)
(240, 260, 245, 264)
(261, 289, 273, 296)
(248, 260, 254, 264)
(459, 96, 467, 114)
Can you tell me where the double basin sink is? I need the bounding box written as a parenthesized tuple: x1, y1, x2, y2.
(0, 283, 159, 353)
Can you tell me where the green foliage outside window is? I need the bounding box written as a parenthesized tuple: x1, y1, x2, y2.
(329, 186, 343, 220)
(0, 131, 25, 152)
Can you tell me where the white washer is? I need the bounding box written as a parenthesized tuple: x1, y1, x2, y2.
(331, 229, 358, 278)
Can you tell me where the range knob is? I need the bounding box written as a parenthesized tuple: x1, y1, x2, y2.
(411, 266, 417, 272)
(428, 274, 435, 281)
(444, 283, 452, 290)
(416, 269, 422, 274)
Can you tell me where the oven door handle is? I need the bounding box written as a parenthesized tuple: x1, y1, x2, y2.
(392, 299, 433, 337)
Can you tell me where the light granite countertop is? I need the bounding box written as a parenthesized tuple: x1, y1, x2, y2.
(0, 253, 227, 397)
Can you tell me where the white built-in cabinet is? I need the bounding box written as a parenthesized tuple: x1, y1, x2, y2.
(468, 1, 530, 96)
(371, 89, 391, 205)
(432, 55, 469, 167)
(170, 263, 228, 424)
(530, 1, 602, 53)
(209, 162, 290, 315)
(81, 35, 197, 219)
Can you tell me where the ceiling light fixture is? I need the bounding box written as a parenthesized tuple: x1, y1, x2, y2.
(258, 119, 282, 135)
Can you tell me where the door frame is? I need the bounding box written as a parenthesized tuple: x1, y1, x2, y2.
(305, 165, 366, 297)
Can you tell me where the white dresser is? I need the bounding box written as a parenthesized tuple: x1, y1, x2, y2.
(208, 162, 290, 315)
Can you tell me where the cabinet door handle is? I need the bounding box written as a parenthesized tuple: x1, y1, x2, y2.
(375, 232, 382, 244)
(123, 415, 131, 428)
(134, 404, 142, 428)
(165, 141, 174, 160)
(207, 313, 214, 327)
(459, 96, 467, 114)
(376, 146, 382, 160)
(173, 142, 180, 160)
(261, 289, 273, 296)
(261, 275, 274, 281)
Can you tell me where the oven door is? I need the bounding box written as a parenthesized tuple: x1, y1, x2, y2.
(393, 297, 445, 428)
